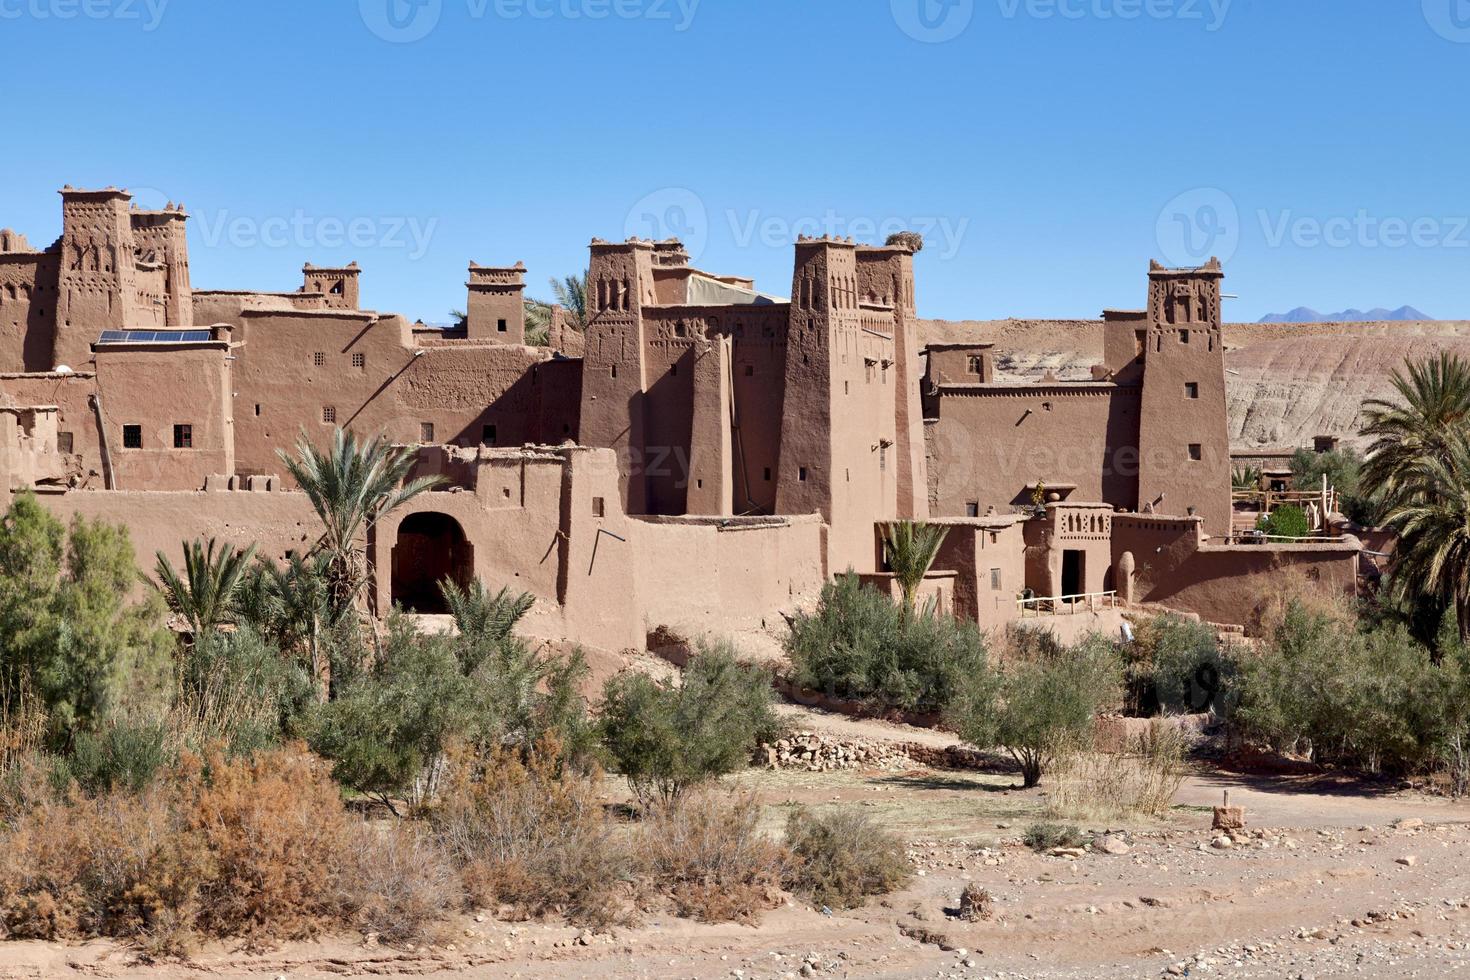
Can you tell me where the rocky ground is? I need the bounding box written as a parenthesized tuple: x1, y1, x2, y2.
(4, 710, 1469, 980)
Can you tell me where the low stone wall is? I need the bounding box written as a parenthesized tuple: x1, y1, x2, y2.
(755, 731, 998, 773)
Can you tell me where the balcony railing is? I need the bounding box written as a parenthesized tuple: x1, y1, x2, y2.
(1017, 590, 1119, 617)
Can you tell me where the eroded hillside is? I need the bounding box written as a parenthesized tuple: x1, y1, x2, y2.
(920, 318, 1470, 451)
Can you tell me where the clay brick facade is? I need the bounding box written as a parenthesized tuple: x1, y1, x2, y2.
(0, 186, 1351, 645)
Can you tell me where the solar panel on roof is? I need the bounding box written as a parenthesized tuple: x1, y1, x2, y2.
(96, 329, 214, 345)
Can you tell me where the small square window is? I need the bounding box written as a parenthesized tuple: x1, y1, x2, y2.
(313, 352, 325, 367)
(322, 406, 336, 425)
(57, 432, 73, 454)
(420, 422, 434, 443)
(352, 352, 365, 369)
(744, 365, 754, 377)
(592, 496, 606, 518)
(991, 568, 1003, 591)
(1179, 330, 1190, 345)
(254, 404, 262, 417)
(173, 424, 192, 449)
(798, 467, 809, 482)
(967, 355, 983, 374)
(1184, 382, 1199, 399)
(611, 364, 618, 379)
(763, 467, 772, 481)
(482, 424, 497, 446)
(497, 318, 508, 333)
(1188, 443, 1203, 461)
(670, 363, 678, 376)
(965, 502, 979, 518)
(122, 424, 141, 449)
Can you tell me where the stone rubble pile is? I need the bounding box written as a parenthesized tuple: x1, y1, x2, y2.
(756, 733, 993, 772)
(759, 733, 914, 772)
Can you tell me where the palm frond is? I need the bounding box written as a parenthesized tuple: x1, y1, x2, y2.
(882, 521, 951, 615)
(153, 537, 258, 636)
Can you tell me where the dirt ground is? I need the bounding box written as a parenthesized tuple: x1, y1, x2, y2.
(5, 712, 1470, 980)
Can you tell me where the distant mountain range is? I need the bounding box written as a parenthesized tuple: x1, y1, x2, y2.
(1257, 305, 1432, 324)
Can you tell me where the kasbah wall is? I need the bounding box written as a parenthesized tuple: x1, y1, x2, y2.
(0, 186, 1360, 652)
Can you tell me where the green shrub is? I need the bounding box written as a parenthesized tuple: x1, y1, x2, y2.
(948, 634, 1120, 788)
(785, 574, 988, 714)
(600, 640, 779, 808)
(1127, 614, 1227, 716)
(1290, 447, 1383, 526)
(173, 627, 313, 756)
(59, 723, 170, 796)
(784, 808, 911, 910)
(311, 607, 592, 809)
(1022, 822, 1087, 852)
(1257, 504, 1310, 540)
(1228, 602, 1464, 774)
(0, 493, 172, 747)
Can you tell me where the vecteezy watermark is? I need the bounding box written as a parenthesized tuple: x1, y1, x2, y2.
(891, 0, 975, 42)
(1156, 188, 1240, 267)
(359, 0, 699, 43)
(1423, 0, 1470, 42)
(0, 0, 169, 30)
(359, 0, 442, 42)
(726, 210, 971, 261)
(625, 188, 710, 261)
(996, 0, 1231, 31)
(1259, 210, 1470, 250)
(622, 189, 971, 263)
(191, 208, 439, 261)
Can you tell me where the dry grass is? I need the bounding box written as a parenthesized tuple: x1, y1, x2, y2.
(631, 791, 788, 924)
(0, 744, 455, 955)
(432, 741, 627, 929)
(1045, 725, 1190, 822)
(784, 808, 912, 911)
(347, 822, 461, 945)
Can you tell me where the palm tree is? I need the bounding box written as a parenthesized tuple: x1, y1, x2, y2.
(1231, 466, 1262, 492)
(1361, 353, 1470, 510)
(524, 299, 553, 346)
(549, 272, 588, 331)
(440, 578, 534, 652)
(882, 520, 951, 616)
(154, 538, 258, 638)
(1383, 428, 1470, 644)
(279, 428, 441, 626)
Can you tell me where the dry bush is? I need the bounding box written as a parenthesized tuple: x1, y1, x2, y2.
(784, 808, 911, 910)
(432, 741, 626, 929)
(346, 822, 461, 945)
(631, 791, 787, 924)
(0, 744, 457, 953)
(1251, 567, 1356, 639)
(1045, 724, 1190, 821)
(1022, 822, 1086, 852)
(957, 882, 993, 922)
(180, 748, 359, 940)
(0, 782, 202, 948)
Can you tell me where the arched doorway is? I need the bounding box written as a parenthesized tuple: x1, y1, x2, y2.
(391, 512, 474, 614)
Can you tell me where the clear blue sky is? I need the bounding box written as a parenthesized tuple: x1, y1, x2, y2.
(4, 0, 1467, 322)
